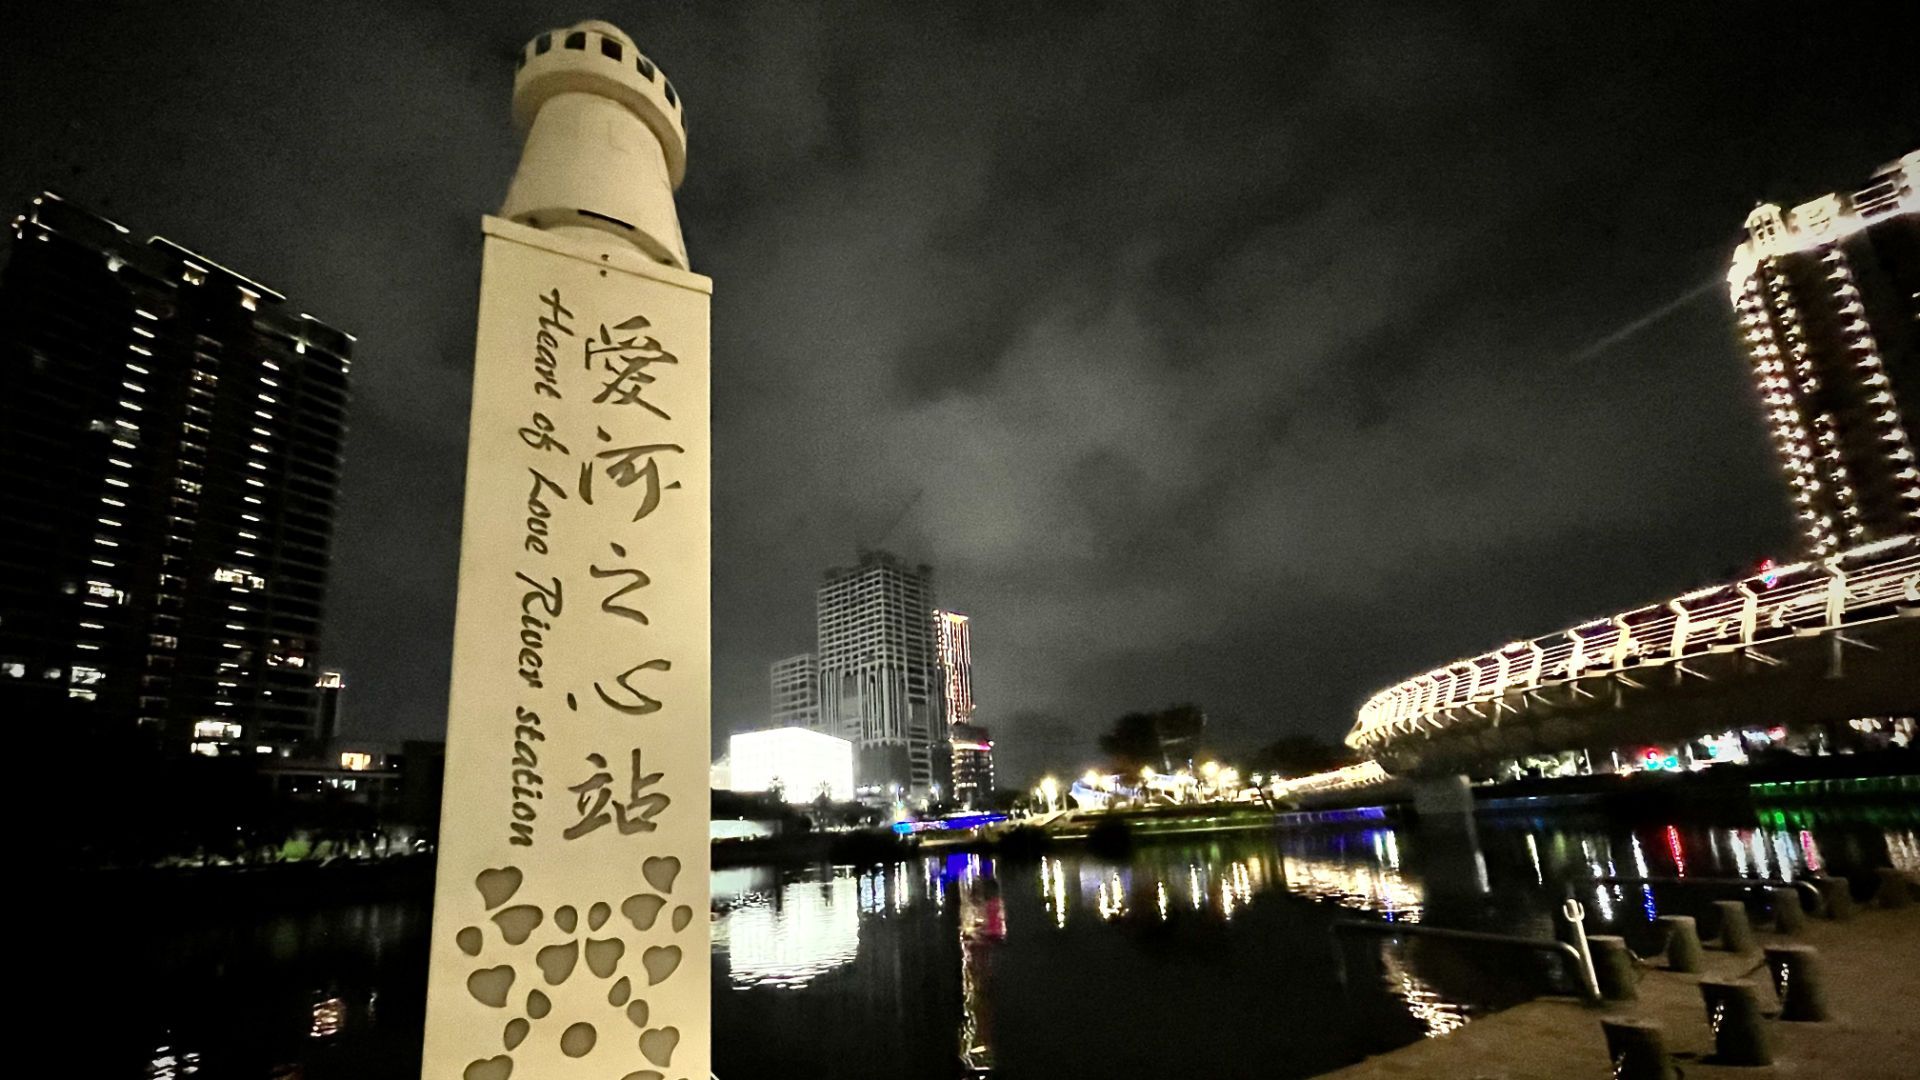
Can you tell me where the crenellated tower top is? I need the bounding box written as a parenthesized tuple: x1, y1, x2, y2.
(500, 20, 691, 268)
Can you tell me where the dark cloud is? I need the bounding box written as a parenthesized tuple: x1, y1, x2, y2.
(5, 1, 1914, 786)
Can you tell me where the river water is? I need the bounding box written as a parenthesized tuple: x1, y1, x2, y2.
(79, 801, 1919, 1080)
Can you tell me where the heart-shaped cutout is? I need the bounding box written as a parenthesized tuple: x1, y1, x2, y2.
(639, 1025, 680, 1067)
(463, 1055, 513, 1080)
(466, 965, 515, 1007)
(475, 867, 523, 910)
(641, 944, 682, 986)
(642, 856, 680, 894)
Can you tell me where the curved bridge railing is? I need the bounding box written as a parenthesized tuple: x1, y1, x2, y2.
(1346, 533, 1920, 754)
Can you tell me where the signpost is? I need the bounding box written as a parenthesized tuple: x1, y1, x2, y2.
(421, 21, 710, 1080)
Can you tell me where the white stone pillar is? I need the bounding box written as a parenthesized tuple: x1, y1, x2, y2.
(421, 20, 710, 1080)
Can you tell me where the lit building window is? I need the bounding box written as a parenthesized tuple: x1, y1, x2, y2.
(213, 567, 267, 590)
(193, 719, 243, 741)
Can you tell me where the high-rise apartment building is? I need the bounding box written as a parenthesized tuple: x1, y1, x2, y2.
(770, 652, 821, 730)
(0, 193, 352, 756)
(1728, 149, 1919, 556)
(816, 550, 939, 800)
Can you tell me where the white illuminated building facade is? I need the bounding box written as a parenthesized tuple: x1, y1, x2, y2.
(770, 651, 820, 730)
(1728, 149, 1919, 556)
(729, 727, 855, 803)
(817, 550, 941, 800)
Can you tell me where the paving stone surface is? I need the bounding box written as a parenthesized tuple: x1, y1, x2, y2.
(1320, 899, 1920, 1079)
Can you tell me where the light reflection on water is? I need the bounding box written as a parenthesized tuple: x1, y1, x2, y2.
(73, 806, 1920, 1079)
(1379, 945, 1471, 1039)
(1887, 829, 1920, 873)
(712, 812, 1915, 1077)
(713, 870, 860, 990)
(144, 1044, 202, 1079)
(1280, 831, 1425, 922)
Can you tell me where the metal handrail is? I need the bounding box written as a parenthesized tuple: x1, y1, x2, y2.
(1347, 534, 1920, 750)
(1575, 874, 1823, 914)
(1332, 919, 1601, 1003)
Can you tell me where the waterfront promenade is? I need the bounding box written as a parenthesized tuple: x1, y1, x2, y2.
(1325, 894, 1920, 1078)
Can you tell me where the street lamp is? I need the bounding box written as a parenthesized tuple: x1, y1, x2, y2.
(1039, 775, 1060, 812)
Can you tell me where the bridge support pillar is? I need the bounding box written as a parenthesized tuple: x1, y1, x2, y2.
(1413, 774, 1474, 816)
(1412, 775, 1486, 916)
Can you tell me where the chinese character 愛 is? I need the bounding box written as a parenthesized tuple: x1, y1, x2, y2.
(588, 315, 678, 420)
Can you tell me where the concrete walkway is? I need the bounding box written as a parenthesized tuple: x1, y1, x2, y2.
(1321, 900, 1920, 1079)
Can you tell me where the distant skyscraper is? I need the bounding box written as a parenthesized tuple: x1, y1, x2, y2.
(1728, 149, 1920, 556)
(0, 193, 352, 755)
(316, 669, 346, 742)
(770, 652, 820, 730)
(816, 550, 939, 800)
(948, 721, 995, 809)
(934, 608, 988, 804)
(934, 609, 975, 724)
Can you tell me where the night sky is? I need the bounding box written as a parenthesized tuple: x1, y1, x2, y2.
(5, 3, 1916, 784)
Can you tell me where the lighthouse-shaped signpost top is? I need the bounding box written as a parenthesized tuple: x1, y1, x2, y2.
(422, 20, 711, 1080)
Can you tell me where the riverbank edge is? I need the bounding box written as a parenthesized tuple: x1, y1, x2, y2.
(1317, 894, 1920, 1079)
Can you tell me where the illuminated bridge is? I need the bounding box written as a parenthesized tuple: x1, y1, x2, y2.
(1346, 535, 1920, 777)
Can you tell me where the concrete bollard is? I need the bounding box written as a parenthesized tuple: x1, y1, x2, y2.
(1769, 885, 1806, 934)
(1818, 874, 1855, 921)
(1655, 914, 1704, 973)
(1588, 935, 1638, 1002)
(1711, 899, 1758, 954)
(1699, 979, 1773, 1066)
(1873, 867, 1915, 908)
(1600, 1018, 1680, 1080)
(1764, 944, 1832, 1022)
